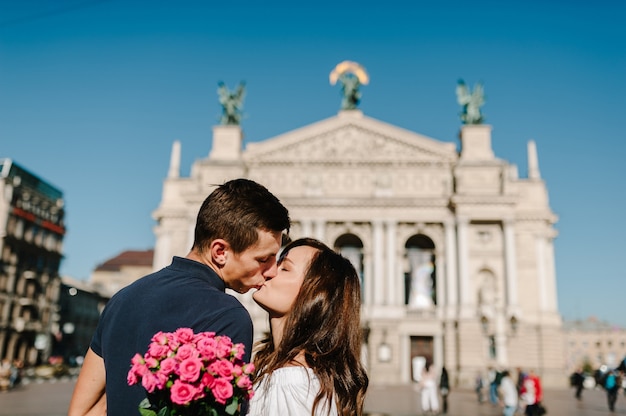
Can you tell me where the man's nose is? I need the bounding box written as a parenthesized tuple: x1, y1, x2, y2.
(263, 262, 278, 279)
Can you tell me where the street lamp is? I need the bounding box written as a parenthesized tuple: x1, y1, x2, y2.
(480, 315, 490, 334)
(509, 315, 519, 335)
(377, 330, 392, 363)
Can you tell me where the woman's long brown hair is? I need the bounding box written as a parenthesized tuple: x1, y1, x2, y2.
(253, 238, 369, 415)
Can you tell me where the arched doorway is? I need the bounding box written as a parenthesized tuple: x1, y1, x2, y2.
(334, 233, 364, 290)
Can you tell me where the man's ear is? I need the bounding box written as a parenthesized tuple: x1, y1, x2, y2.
(210, 239, 230, 266)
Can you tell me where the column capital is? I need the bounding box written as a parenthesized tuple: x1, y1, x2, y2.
(456, 216, 469, 226)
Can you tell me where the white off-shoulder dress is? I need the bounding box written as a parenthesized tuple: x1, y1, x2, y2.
(248, 367, 338, 416)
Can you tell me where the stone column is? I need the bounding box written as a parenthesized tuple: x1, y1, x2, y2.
(152, 229, 171, 271)
(444, 220, 458, 318)
(385, 220, 397, 306)
(373, 220, 385, 306)
(457, 218, 470, 316)
(536, 236, 548, 311)
(503, 219, 518, 313)
(545, 236, 558, 312)
(314, 219, 326, 242)
(300, 218, 313, 239)
(434, 333, 444, 372)
(435, 252, 445, 318)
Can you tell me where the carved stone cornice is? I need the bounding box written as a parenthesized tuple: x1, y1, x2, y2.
(283, 197, 450, 208)
(450, 195, 518, 206)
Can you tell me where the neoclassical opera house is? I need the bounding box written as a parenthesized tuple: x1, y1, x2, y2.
(151, 71, 565, 387)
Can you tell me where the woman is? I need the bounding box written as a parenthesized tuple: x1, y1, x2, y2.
(249, 238, 369, 416)
(420, 362, 439, 415)
(520, 369, 542, 416)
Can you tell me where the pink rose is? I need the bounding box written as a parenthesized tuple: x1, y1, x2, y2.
(130, 353, 145, 366)
(195, 331, 216, 343)
(178, 357, 203, 382)
(242, 363, 255, 375)
(215, 337, 233, 359)
(170, 379, 197, 405)
(148, 343, 170, 359)
(128, 362, 148, 384)
(127, 369, 138, 385)
(176, 344, 198, 361)
(144, 356, 159, 369)
(151, 331, 168, 344)
(233, 343, 245, 360)
(208, 359, 234, 380)
(211, 378, 234, 404)
(236, 374, 252, 390)
(196, 337, 218, 360)
(232, 364, 243, 377)
(159, 357, 177, 376)
(141, 373, 160, 393)
(174, 328, 195, 344)
(201, 372, 216, 389)
(154, 370, 169, 390)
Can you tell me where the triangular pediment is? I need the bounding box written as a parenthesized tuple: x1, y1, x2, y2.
(244, 110, 457, 165)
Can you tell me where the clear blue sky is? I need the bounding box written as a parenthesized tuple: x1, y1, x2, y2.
(1, 1, 624, 325)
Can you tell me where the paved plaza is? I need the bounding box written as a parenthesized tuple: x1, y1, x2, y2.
(0, 378, 624, 415)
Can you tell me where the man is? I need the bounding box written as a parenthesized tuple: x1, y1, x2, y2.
(604, 369, 620, 412)
(499, 370, 518, 416)
(571, 367, 585, 400)
(68, 178, 290, 416)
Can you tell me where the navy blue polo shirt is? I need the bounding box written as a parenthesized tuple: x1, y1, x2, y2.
(90, 256, 253, 415)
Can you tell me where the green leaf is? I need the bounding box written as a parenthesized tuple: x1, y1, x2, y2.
(157, 407, 170, 416)
(225, 399, 239, 415)
(139, 409, 157, 416)
(139, 398, 152, 409)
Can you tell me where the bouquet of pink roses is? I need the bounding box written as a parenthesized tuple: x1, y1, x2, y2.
(127, 327, 255, 416)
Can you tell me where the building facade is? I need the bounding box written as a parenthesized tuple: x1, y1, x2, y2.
(0, 159, 65, 366)
(90, 249, 154, 297)
(152, 108, 565, 387)
(563, 317, 626, 374)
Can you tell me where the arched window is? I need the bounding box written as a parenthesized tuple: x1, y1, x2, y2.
(334, 234, 364, 289)
(404, 234, 436, 308)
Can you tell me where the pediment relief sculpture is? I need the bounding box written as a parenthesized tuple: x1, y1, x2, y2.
(245, 124, 455, 165)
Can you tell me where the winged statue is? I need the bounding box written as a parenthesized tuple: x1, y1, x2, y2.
(456, 79, 485, 124)
(217, 81, 246, 125)
(330, 61, 369, 110)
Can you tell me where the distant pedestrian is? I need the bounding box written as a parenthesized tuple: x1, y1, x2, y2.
(603, 369, 620, 412)
(520, 369, 543, 416)
(571, 367, 584, 400)
(499, 370, 518, 416)
(419, 362, 440, 415)
(440, 366, 450, 413)
(516, 367, 527, 395)
(476, 371, 485, 403)
(488, 366, 501, 405)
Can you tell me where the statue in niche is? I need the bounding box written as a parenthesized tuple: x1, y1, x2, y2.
(217, 81, 246, 125)
(456, 79, 485, 124)
(329, 61, 369, 110)
(408, 249, 435, 309)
